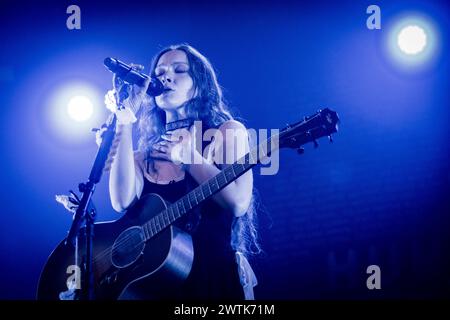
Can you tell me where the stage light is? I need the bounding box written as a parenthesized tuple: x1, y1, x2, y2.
(46, 81, 105, 144)
(67, 95, 93, 122)
(386, 14, 439, 69)
(397, 25, 427, 55)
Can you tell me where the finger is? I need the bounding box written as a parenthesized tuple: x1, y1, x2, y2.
(132, 83, 142, 91)
(157, 140, 169, 146)
(113, 76, 124, 90)
(117, 84, 130, 102)
(149, 150, 170, 161)
(130, 63, 144, 71)
(142, 76, 152, 90)
(157, 140, 179, 151)
(162, 132, 184, 142)
(162, 135, 182, 143)
(160, 134, 174, 142)
(153, 144, 168, 153)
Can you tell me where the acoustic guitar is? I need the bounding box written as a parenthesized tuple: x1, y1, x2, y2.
(37, 108, 339, 300)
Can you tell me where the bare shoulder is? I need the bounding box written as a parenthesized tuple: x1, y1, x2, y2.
(204, 120, 248, 146)
(217, 120, 250, 145)
(217, 119, 248, 132)
(216, 120, 250, 155)
(212, 120, 250, 144)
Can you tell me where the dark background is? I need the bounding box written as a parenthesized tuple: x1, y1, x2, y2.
(0, 0, 448, 299)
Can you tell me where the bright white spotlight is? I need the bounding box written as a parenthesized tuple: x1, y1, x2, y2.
(386, 14, 439, 69)
(46, 82, 105, 144)
(67, 95, 93, 121)
(397, 25, 427, 55)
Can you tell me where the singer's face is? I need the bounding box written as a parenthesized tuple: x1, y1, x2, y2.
(154, 50, 195, 110)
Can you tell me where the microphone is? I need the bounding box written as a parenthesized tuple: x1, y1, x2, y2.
(103, 57, 164, 97)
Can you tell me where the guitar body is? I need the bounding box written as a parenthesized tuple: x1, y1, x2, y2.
(37, 193, 194, 300)
(37, 108, 340, 300)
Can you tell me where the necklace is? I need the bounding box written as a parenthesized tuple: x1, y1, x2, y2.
(165, 118, 197, 132)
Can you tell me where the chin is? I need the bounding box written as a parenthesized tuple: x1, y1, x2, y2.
(156, 99, 188, 111)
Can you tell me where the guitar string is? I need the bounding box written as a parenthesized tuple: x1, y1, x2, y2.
(92, 157, 259, 268)
(91, 178, 213, 267)
(91, 187, 204, 267)
(91, 176, 220, 268)
(92, 117, 324, 267)
(91, 147, 264, 269)
(91, 167, 228, 265)
(92, 209, 172, 266)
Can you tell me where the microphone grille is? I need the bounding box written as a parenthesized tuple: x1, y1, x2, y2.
(103, 57, 116, 70)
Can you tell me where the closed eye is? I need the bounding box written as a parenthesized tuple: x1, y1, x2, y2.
(175, 65, 189, 73)
(154, 63, 189, 76)
(154, 68, 165, 77)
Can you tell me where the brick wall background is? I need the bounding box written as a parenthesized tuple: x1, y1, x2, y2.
(251, 110, 449, 299)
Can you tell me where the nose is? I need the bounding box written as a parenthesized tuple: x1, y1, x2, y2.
(160, 75, 172, 84)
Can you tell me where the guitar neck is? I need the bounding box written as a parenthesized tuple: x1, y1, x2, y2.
(138, 107, 339, 239)
(141, 134, 280, 238)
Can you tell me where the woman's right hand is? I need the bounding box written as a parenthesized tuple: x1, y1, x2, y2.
(107, 63, 151, 116)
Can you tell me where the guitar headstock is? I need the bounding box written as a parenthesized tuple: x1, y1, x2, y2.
(279, 108, 339, 151)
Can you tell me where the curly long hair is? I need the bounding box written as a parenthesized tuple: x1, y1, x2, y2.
(137, 44, 232, 154)
(138, 44, 261, 259)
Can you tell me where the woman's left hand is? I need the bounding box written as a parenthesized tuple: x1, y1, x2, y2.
(150, 127, 198, 165)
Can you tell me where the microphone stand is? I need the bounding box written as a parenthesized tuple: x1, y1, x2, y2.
(65, 114, 117, 300)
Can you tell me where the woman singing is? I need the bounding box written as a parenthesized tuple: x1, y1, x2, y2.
(105, 44, 260, 300)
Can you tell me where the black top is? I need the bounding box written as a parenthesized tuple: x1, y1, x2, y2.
(141, 173, 244, 300)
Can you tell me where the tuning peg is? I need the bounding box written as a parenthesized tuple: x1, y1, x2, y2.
(328, 135, 333, 143)
(313, 140, 319, 148)
(297, 147, 305, 155)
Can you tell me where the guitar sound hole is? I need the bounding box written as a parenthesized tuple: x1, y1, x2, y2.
(111, 226, 145, 268)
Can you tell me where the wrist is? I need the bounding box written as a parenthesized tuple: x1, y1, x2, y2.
(116, 121, 133, 132)
(115, 106, 137, 125)
(105, 89, 138, 125)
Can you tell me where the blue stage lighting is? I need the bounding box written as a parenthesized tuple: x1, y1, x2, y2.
(46, 82, 104, 143)
(386, 14, 439, 69)
(67, 95, 94, 122)
(397, 25, 427, 55)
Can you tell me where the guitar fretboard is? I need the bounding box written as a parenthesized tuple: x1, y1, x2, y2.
(140, 135, 278, 240)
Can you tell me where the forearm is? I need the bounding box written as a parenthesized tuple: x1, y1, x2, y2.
(186, 151, 253, 217)
(109, 124, 137, 212)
